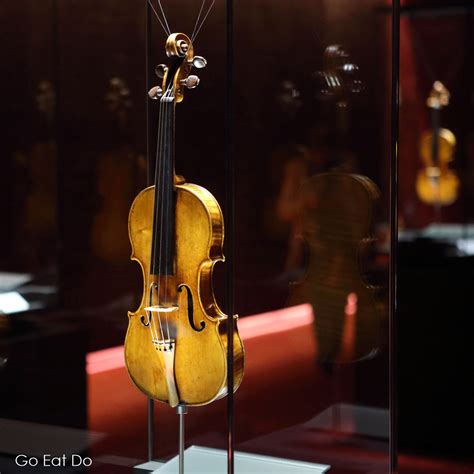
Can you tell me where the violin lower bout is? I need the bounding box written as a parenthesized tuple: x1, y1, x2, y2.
(125, 183, 244, 406)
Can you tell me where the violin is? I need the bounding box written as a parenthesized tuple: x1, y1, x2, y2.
(416, 81, 459, 207)
(125, 33, 244, 407)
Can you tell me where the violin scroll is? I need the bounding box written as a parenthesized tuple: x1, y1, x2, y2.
(427, 81, 450, 110)
(315, 45, 362, 108)
(148, 33, 207, 103)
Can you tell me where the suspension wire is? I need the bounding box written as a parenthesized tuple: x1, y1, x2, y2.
(148, 0, 214, 46)
(156, 0, 172, 36)
(192, 0, 216, 42)
(147, 0, 170, 37)
(191, 0, 206, 42)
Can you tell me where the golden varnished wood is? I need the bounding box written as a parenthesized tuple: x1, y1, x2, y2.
(125, 183, 244, 406)
(416, 128, 458, 206)
(416, 81, 459, 206)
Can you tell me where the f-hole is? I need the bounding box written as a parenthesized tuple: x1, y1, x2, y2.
(178, 284, 205, 332)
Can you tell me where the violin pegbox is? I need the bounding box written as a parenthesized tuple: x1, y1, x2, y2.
(427, 81, 450, 110)
(148, 33, 207, 104)
(315, 45, 362, 108)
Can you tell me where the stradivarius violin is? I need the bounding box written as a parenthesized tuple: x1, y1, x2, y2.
(125, 33, 244, 407)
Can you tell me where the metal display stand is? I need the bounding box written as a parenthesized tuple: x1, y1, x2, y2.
(177, 404, 187, 474)
(135, 404, 187, 473)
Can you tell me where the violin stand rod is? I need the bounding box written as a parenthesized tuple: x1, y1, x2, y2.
(177, 404, 188, 474)
(147, 398, 155, 462)
(134, 399, 165, 471)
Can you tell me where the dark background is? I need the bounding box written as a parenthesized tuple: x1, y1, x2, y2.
(0, 0, 472, 472)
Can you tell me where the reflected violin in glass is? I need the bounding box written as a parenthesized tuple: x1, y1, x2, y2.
(91, 77, 141, 264)
(288, 46, 382, 363)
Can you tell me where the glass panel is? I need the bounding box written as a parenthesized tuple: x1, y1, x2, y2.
(1, 1, 397, 473)
(0, 1, 59, 314)
(0, 1, 228, 471)
(398, 2, 474, 470)
(0, 1, 149, 471)
(233, 1, 392, 473)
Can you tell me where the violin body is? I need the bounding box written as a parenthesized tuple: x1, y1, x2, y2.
(125, 182, 244, 406)
(416, 128, 459, 206)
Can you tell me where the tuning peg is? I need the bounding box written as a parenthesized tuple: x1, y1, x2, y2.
(148, 86, 163, 100)
(155, 64, 168, 79)
(180, 75, 200, 89)
(341, 63, 359, 75)
(190, 56, 207, 69)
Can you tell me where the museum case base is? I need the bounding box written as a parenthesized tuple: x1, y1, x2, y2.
(134, 460, 166, 472)
(134, 445, 330, 473)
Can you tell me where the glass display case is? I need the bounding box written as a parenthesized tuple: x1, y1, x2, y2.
(1, 1, 471, 474)
(397, 0, 474, 467)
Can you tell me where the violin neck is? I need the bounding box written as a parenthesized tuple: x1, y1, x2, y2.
(151, 95, 176, 276)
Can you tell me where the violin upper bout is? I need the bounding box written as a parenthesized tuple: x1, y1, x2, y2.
(176, 183, 225, 260)
(128, 186, 155, 259)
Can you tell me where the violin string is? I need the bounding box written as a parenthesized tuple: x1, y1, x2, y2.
(191, 0, 215, 43)
(165, 82, 176, 349)
(147, 0, 170, 37)
(156, 0, 172, 36)
(152, 91, 167, 344)
(157, 93, 168, 325)
(161, 89, 171, 347)
(164, 85, 175, 346)
(191, 0, 206, 43)
(150, 307, 160, 346)
(156, 98, 167, 344)
(153, 291, 166, 344)
(157, 86, 173, 345)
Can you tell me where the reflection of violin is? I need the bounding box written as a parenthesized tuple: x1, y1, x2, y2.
(315, 45, 362, 170)
(287, 46, 381, 362)
(290, 173, 380, 362)
(91, 78, 142, 263)
(25, 81, 57, 230)
(125, 34, 244, 407)
(416, 81, 459, 206)
(19, 81, 57, 265)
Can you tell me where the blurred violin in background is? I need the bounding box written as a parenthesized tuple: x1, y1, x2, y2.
(416, 81, 459, 208)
